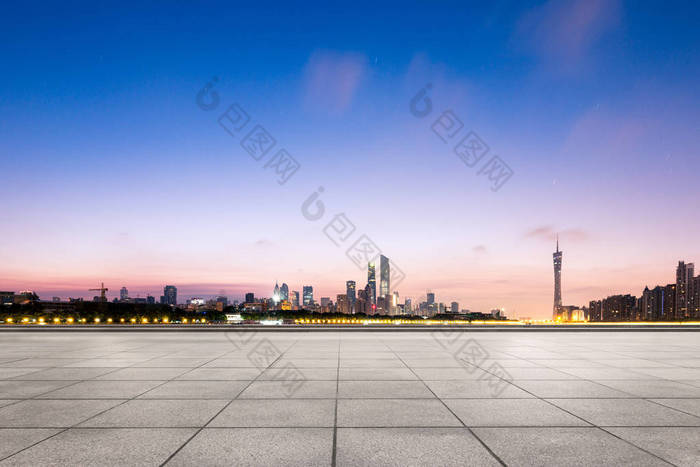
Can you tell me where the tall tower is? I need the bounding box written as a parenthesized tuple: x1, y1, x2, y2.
(346, 281, 356, 313)
(379, 255, 390, 297)
(553, 237, 562, 319)
(676, 261, 694, 319)
(367, 262, 377, 305)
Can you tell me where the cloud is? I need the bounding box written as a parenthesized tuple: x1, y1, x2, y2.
(524, 226, 589, 243)
(302, 50, 367, 114)
(254, 239, 273, 248)
(516, 0, 621, 67)
(472, 245, 487, 254)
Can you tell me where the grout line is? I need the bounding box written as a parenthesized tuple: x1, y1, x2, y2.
(380, 337, 507, 467)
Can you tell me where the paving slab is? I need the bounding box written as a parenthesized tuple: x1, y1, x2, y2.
(167, 428, 333, 466)
(473, 427, 668, 466)
(0, 428, 195, 466)
(336, 428, 500, 466)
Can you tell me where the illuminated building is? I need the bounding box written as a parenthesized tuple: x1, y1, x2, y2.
(280, 283, 289, 301)
(337, 294, 350, 314)
(346, 281, 356, 313)
(380, 255, 390, 297)
(120, 287, 129, 301)
(302, 286, 313, 307)
(291, 291, 300, 309)
(272, 282, 281, 305)
(161, 285, 177, 306)
(367, 262, 376, 305)
(553, 237, 562, 319)
(676, 261, 694, 319)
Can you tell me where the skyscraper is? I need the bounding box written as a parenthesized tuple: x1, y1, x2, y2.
(245, 292, 255, 303)
(280, 283, 289, 301)
(119, 287, 128, 301)
(302, 286, 313, 307)
(380, 255, 390, 297)
(553, 237, 562, 319)
(451, 301, 459, 313)
(676, 261, 694, 319)
(291, 291, 300, 309)
(346, 280, 356, 313)
(367, 262, 376, 305)
(272, 282, 281, 305)
(162, 285, 177, 306)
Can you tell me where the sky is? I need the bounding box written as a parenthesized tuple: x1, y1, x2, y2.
(1, 1, 699, 318)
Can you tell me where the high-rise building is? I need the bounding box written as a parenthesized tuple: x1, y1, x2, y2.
(321, 297, 331, 307)
(588, 300, 602, 321)
(346, 281, 356, 313)
(146, 295, 155, 305)
(337, 294, 349, 314)
(405, 298, 412, 315)
(676, 261, 694, 319)
(245, 292, 255, 303)
(601, 294, 636, 321)
(379, 255, 390, 297)
(663, 283, 676, 319)
(302, 286, 313, 307)
(272, 282, 281, 305)
(451, 301, 459, 313)
(162, 285, 177, 306)
(280, 283, 289, 301)
(426, 292, 435, 305)
(553, 237, 563, 320)
(291, 291, 300, 309)
(367, 262, 376, 305)
(119, 287, 128, 301)
(692, 276, 700, 319)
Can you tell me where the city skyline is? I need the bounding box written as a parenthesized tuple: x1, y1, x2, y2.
(2, 2, 699, 319)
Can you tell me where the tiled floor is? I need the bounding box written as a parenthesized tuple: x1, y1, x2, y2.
(0, 330, 699, 466)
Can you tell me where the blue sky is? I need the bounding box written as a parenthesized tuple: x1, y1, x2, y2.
(2, 1, 699, 317)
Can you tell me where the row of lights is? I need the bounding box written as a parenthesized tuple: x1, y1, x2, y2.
(2, 317, 209, 325)
(294, 319, 521, 325)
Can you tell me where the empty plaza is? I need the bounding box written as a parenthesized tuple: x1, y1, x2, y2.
(0, 329, 699, 466)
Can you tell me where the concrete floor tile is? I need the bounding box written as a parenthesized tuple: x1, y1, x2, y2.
(0, 380, 77, 399)
(0, 429, 60, 460)
(425, 380, 533, 398)
(167, 428, 333, 466)
(138, 380, 249, 399)
(339, 368, 417, 380)
(547, 398, 700, 426)
(336, 428, 500, 466)
(209, 399, 335, 427)
(337, 399, 462, 427)
(0, 428, 195, 466)
(445, 399, 589, 427)
(606, 427, 700, 466)
(338, 381, 434, 398)
(513, 380, 631, 398)
(650, 398, 700, 417)
(80, 399, 228, 427)
(239, 380, 336, 399)
(37, 380, 162, 399)
(0, 399, 123, 427)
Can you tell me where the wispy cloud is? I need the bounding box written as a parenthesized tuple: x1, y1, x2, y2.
(472, 245, 487, 254)
(515, 0, 621, 69)
(302, 50, 367, 114)
(254, 238, 274, 248)
(524, 225, 589, 243)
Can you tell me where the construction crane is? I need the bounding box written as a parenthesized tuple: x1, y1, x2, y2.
(89, 282, 109, 302)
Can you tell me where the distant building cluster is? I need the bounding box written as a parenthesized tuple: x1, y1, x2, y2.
(589, 261, 700, 321)
(238, 254, 487, 318)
